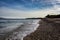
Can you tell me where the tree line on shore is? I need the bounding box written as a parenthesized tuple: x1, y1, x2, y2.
(46, 14, 60, 18)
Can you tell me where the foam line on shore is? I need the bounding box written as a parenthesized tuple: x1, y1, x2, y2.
(5, 19, 40, 40)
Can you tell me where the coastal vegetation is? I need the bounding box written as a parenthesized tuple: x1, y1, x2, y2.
(46, 14, 60, 18)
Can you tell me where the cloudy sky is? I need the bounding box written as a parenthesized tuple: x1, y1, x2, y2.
(0, 0, 60, 18)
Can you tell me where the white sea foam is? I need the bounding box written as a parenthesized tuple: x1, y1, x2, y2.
(5, 19, 40, 40)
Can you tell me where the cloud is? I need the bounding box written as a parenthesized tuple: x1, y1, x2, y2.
(0, 0, 54, 9)
(0, 7, 30, 17)
(56, 0, 60, 3)
(0, 0, 60, 18)
(0, 6, 60, 18)
(51, 0, 60, 15)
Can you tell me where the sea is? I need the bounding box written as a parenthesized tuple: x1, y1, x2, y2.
(0, 19, 40, 40)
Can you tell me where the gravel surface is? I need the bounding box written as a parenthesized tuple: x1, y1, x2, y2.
(24, 18, 60, 40)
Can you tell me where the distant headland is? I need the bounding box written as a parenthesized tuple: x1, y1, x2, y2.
(0, 17, 25, 20)
(46, 14, 60, 18)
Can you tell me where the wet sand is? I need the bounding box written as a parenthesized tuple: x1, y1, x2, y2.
(24, 18, 60, 40)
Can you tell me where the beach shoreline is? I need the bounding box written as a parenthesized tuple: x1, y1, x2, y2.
(23, 18, 60, 40)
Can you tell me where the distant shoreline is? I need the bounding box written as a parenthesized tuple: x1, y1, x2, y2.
(0, 17, 42, 20)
